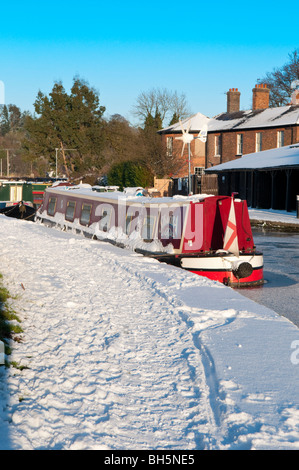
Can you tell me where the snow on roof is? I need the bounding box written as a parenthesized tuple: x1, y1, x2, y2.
(207, 105, 299, 132)
(205, 144, 299, 172)
(158, 112, 211, 134)
(159, 105, 299, 135)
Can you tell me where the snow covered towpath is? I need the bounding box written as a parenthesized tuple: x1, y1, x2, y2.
(1, 216, 299, 450)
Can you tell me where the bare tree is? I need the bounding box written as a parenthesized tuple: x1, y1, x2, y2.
(258, 49, 299, 107)
(132, 88, 191, 128)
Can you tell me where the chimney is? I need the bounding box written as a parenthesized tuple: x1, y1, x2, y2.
(227, 88, 240, 113)
(252, 84, 269, 110)
(291, 89, 299, 105)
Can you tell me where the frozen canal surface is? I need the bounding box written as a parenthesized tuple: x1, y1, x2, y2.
(240, 229, 299, 328)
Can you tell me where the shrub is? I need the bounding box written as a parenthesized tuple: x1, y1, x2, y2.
(107, 160, 153, 190)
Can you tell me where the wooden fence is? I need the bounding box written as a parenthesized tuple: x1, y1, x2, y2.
(201, 174, 219, 195)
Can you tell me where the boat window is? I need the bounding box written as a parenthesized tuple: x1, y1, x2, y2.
(98, 206, 113, 232)
(125, 212, 140, 235)
(125, 215, 133, 234)
(142, 215, 156, 241)
(169, 211, 174, 239)
(47, 197, 57, 216)
(80, 204, 92, 226)
(65, 201, 76, 221)
(160, 206, 183, 243)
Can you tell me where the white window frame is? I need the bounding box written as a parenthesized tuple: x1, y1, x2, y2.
(237, 134, 243, 155)
(277, 130, 284, 148)
(214, 135, 221, 156)
(194, 166, 204, 176)
(255, 132, 262, 152)
(166, 137, 173, 156)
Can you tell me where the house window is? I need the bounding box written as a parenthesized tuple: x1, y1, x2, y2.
(277, 130, 284, 148)
(214, 135, 221, 156)
(237, 134, 243, 155)
(255, 132, 262, 152)
(194, 167, 204, 176)
(166, 137, 173, 156)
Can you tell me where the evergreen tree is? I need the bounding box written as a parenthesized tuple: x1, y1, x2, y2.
(23, 77, 106, 177)
(0, 105, 10, 136)
(140, 109, 167, 177)
(107, 160, 153, 190)
(8, 105, 22, 129)
(169, 112, 179, 126)
(153, 109, 162, 130)
(144, 112, 156, 130)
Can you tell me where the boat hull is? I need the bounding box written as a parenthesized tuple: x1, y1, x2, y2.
(0, 202, 36, 221)
(138, 251, 264, 287)
(180, 253, 264, 287)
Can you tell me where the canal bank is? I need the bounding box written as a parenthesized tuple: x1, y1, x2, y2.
(1, 212, 299, 450)
(249, 207, 299, 232)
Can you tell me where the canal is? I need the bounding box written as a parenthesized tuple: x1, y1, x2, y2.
(240, 229, 299, 328)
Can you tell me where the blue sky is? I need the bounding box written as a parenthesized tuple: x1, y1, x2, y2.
(0, 0, 298, 125)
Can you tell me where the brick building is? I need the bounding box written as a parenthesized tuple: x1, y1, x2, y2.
(205, 143, 299, 212)
(205, 87, 299, 211)
(158, 112, 210, 178)
(206, 84, 299, 169)
(158, 84, 299, 196)
(158, 112, 210, 194)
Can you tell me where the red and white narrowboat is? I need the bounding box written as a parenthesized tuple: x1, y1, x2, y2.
(36, 184, 264, 287)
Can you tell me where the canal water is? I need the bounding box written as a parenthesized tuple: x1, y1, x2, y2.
(240, 229, 299, 328)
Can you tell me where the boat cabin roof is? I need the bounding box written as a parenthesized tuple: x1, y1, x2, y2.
(46, 184, 210, 206)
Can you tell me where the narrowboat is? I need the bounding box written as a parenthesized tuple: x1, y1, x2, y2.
(36, 184, 264, 287)
(0, 180, 34, 209)
(0, 201, 36, 221)
(0, 179, 54, 210)
(0, 179, 67, 221)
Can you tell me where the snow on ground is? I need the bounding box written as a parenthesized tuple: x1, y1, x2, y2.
(0, 214, 299, 450)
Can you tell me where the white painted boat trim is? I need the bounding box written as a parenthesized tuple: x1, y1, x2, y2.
(180, 254, 263, 271)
